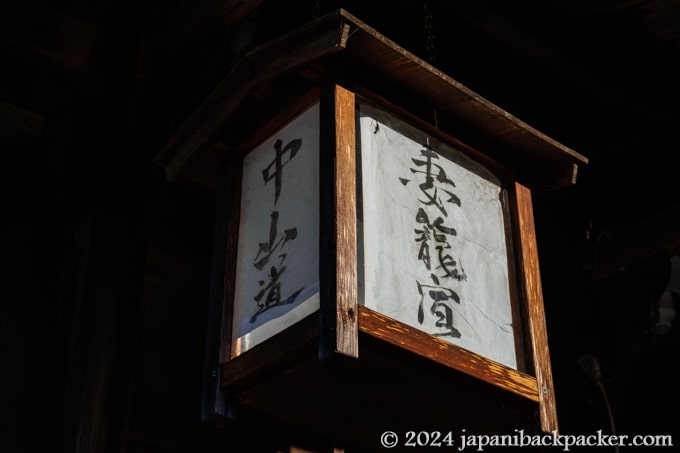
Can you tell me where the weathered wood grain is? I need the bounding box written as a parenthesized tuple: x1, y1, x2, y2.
(358, 305, 539, 403)
(155, 10, 586, 192)
(319, 84, 359, 359)
(334, 85, 359, 358)
(513, 182, 559, 433)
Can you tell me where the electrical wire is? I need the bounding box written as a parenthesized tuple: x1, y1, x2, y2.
(590, 355, 620, 453)
(596, 381, 620, 453)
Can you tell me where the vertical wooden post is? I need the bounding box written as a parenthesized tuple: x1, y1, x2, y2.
(201, 156, 239, 424)
(514, 182, 559, 433)
(319, 84, 359, 358)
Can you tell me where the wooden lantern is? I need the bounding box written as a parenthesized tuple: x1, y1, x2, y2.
(155, 9, 588, 448)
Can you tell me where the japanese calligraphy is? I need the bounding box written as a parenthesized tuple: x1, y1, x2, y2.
(250, 138, 305, 322)
(262, 138, 302, 203)
(401, 141, 467, 338)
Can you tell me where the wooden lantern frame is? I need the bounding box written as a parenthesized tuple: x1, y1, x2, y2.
(155, 9, 587, 444)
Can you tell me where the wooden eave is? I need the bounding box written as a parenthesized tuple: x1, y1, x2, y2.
(155, 9, 588, 191)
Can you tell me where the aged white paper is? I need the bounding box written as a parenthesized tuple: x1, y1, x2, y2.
(359, 102, 517, 369)
(231, 103, 320, 357)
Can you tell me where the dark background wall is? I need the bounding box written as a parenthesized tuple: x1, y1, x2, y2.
(2, 1, 679, 451)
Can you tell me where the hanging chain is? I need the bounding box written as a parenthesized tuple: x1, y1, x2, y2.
(424, 0, 437, 63)
(312, 0, 321, 19)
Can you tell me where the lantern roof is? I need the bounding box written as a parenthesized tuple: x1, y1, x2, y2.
(156, 8, 587, 190)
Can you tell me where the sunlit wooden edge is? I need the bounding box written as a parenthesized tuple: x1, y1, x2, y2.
(357, 305, 540, 403)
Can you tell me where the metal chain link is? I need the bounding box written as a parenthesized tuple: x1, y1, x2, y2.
(424, 0, 437, 63)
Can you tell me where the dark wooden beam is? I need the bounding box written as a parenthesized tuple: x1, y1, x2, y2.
(154, 12, 350, 181)
(0, 101, 43, 141)
(0, 33, 107, 90)
(596, 203, 680, 279)
(439, 1, 573, 75)
(216, 0, 265, 26)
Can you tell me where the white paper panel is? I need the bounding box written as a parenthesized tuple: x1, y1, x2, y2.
(359, 102, 517, 369)
(231, 103, 320, 357)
